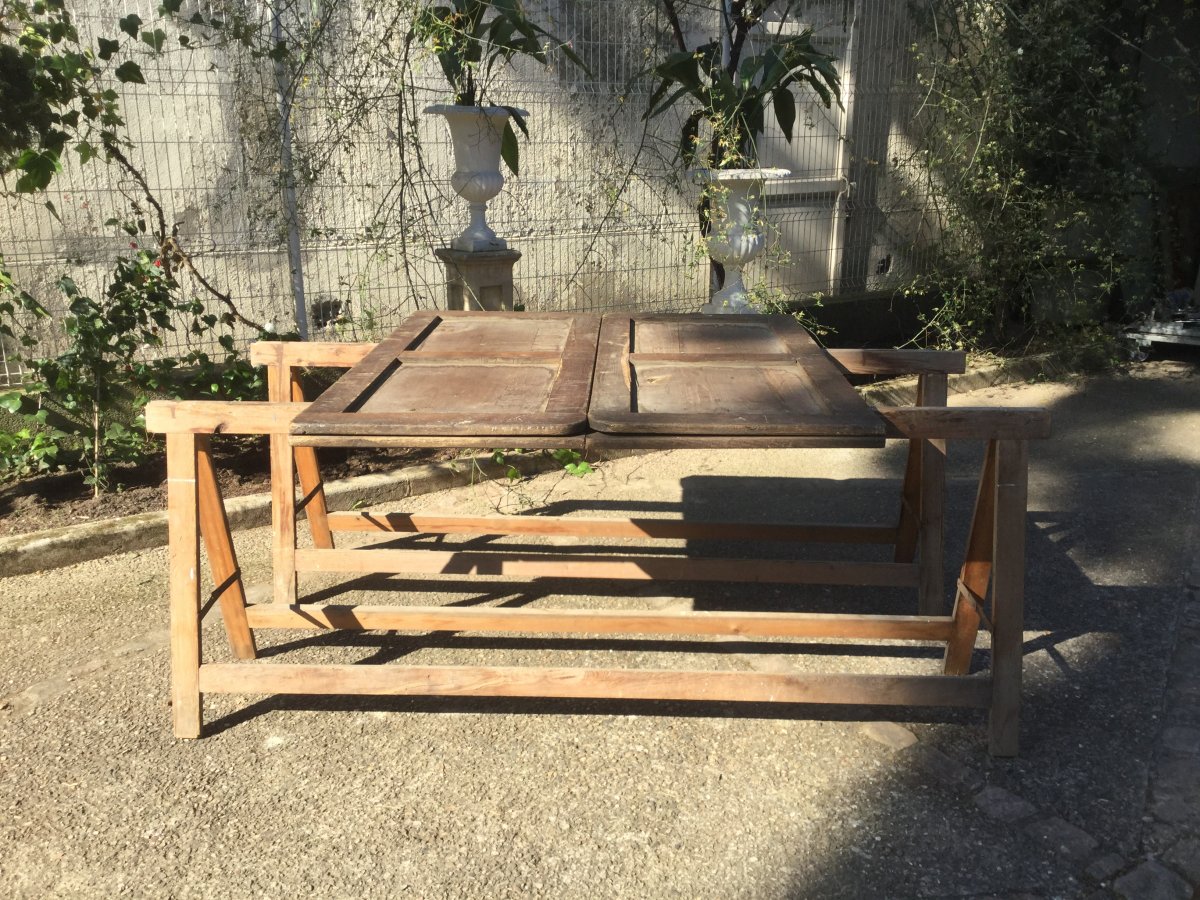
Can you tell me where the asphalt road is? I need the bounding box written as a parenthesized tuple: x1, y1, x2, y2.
(2, 360, 1198, 899)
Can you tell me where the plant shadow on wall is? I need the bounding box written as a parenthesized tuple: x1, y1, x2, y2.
(895, 0, 1200, 356)
(643, 0, 841, 313)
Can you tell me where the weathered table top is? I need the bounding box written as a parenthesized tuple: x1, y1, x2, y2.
(292, 311, 886, 446)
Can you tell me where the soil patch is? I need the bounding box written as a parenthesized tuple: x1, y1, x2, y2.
(0, 441, 457, 538)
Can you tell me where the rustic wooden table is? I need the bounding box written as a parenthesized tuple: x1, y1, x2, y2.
(146, 312, 1050, 755)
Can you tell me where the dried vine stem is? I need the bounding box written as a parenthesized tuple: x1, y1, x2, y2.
(104, 140, 268, 333)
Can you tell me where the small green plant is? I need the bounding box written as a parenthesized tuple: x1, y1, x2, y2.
(0, 421, 65, 481)
(0, 251, 263, 494)
(645, 1, 840, 169)
(414, 0, 588, 173)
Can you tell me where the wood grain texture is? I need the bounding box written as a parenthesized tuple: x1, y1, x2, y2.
(166, 433, 203, 738)
(290, 435, 589, 449)
(918, 374, 948, 616)
(880, 407, 1051, 440)
(249, 340, 375, 368)
(989, 439, 1029, 757)
(585, 433, 886, 450)
(827, 349, 966, 376)
(244, 603, 955, 641)
(894, 442, 921, 564)
(589, 314, 885, 440)
(324, 511, 897, 544)
(145, 401, 306, 434)
(293, 548, 921, 587)
(943, 441, 997, 675)
(292, 312, 602, 437)
(271, 431, 298, 605)
(197, 663, 992, 708)
(288, 374, 333, 550)
(196, 437, 257, 660)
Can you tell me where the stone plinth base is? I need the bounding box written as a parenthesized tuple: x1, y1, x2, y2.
(434, 247, 522, 312)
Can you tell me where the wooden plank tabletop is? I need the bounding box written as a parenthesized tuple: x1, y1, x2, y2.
(293, 311, 885, 445)
(291, 311, 601, 437)
(588, 314, 885, 441)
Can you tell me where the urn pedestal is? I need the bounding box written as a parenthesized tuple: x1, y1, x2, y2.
(693, 167, 791, 314)
(425, 104, 525, 252)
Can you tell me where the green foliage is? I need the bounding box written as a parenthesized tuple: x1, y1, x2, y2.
(414, 0, 589, 174)
(0, 0, 149, 193)
(489, 447, 593, 482)
(0, 425, 64, 481)
(901, 0, 1194, 350)
(0, 252, 264, 493)
(645, 1, 840, 169)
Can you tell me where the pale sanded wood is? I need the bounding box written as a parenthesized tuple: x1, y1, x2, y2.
(244, 602, 956, 641)
(293, 548, 921, 587)
(146, 401, 1053, 443)
(880, 407, 1051, 440)
(271, 431, 298, 605)
(944, 441, 997, 675)
(589, 314, 885, 440)
(584, 433, 885, 450)
(145, 400, 305, 434)
(166, 433, 203, 738)
(264, 357, 333, 551)
(196, 436, 257, 660)
(197, 663, 992, 708)
(288, 374, 333, 550)
(249, 340, 375, 368)
(989, 439, 1029, 756)
(894, 442, 921, 563)
(918, 374, 948, 616)
(291, 434, 588, 450)
(827, 349, 967, 376)
(324, 511, 897, 545)
(292, 312, 602, 437)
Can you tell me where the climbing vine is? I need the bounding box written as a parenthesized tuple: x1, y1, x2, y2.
(899, 0, 1198, 352)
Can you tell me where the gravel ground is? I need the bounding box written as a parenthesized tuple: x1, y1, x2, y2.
(1, 361, 1197, 899)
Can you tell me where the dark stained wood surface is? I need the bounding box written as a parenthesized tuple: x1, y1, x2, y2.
(589, 314, 885, 441)
(291, 311, 601, 436)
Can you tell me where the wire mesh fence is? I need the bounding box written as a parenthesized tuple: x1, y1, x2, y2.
(1, 0, 938, 386)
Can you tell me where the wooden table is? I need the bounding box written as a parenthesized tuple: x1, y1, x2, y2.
(146, 312, 1050, 755)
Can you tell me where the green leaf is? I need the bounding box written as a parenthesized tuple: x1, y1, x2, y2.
(161, 0, 184, 13)
(500, 120, 520, 176)
(97, 37, 120, 60)
(141, 29, 166, 53)
(772, 88, 792, 143)
(0, 392, 22, 414)
(44, 200, 62, 222)
(14, 150, 61, 193)
(114, 61, 145, 84)
(119, 14, 142, 39)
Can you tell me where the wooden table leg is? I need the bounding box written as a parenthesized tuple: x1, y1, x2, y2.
(196, 436, 257, 659)
(271, 430, 298, 605)
(943, 440, 996, 675)
(167, 433, 203, 738)
(291, 373, 333, 550)
(918, 374, 948, 615)
(894, 441, 921, 563)
(989, 439, 1028, 756)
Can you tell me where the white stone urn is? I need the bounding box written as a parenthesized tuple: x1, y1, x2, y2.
(425, 104, 526, 252)
(692, 167, 791, 314)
